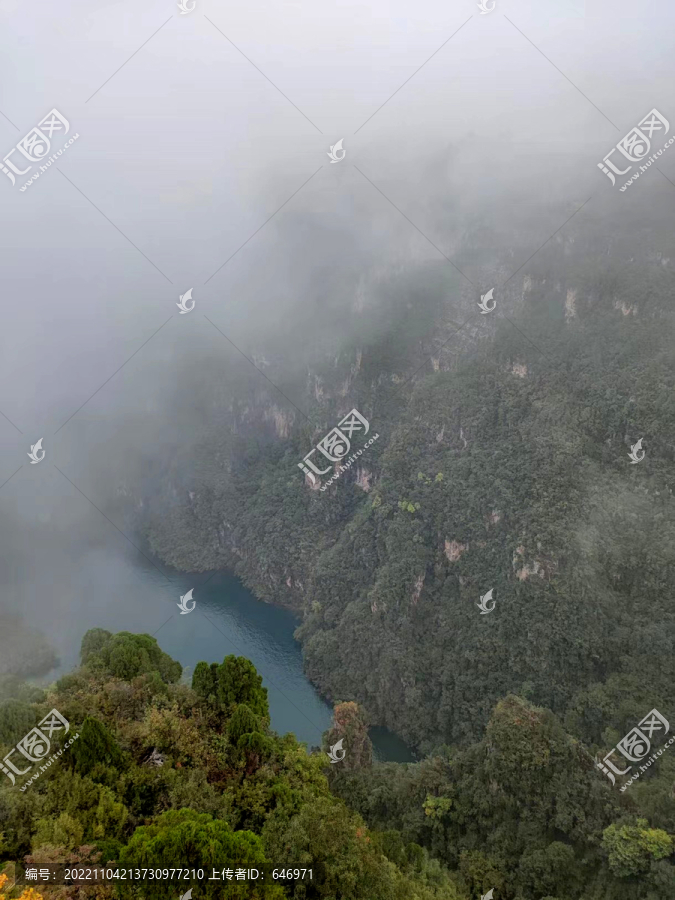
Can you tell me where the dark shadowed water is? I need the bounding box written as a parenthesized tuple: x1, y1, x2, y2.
(41, 546, 414, 762)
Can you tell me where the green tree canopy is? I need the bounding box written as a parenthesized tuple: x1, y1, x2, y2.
(80, 630, 181, 683)
(70, 716, 124, 776)
(217, 656, 269, 718)
(602, 819, 673, 877)
(227, 704, 263, 743)
(0, 700, 37, 745)
(192, 660, 218, 702)
(118, 808, 283, 899)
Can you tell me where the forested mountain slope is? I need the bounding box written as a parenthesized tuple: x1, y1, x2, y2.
(0, 633, 459, 900)
(143, 197, 675, 755)
(1, 633, 673, 900)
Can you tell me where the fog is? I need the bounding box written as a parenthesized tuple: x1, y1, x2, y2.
(0, 0, 673, 676)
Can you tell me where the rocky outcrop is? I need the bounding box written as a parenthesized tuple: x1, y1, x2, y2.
(445, 540, 468, 562)
(565, 289, 577, 321)
(411, 574, 425, 605)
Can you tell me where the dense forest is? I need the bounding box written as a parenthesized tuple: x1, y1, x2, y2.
(94, 190, 675, 897)
(0, 631, 461, 899)
(3, 179, 674, 900)
(2, 0, 673, 896)
(142, 195, 675, 753)
(0, 630, 673, 899)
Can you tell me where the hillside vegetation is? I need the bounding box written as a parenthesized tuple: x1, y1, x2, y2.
(0, 631, 460, 900)
(133, 197, 675, 897)
(0, 631, 673, 899)
(144, 202, 675, 752)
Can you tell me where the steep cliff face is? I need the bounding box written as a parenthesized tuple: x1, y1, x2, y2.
(142, 211, 675, 748)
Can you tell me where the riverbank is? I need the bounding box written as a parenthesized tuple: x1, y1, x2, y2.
(26, 545, 413, 763)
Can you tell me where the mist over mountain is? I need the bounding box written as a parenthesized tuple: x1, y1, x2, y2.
(2, 0, 675, 897)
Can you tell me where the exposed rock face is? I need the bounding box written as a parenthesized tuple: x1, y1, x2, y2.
(144, 748, 165, 767)
(614, 300, 637, 316)
(301, 472, 321, 491)
(285, 574, 304, 593)
(445, 539, 468, 562)
(512, 545, 550, 581)
(411, 574, 425, 604)
(355, 466, 372, 491)
(515, 559, 544, 581)
(511, 363, 528, 377)
(263, 405, 293, 438)
(487, 510, 501, 525)
(565, 288, 577, 321)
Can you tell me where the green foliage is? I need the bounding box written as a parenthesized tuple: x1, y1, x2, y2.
(192, 660, 218, 702)
(237, 732, 274, 775)
(237, 731, 273, 755)
(518, 843, 576, 897)
(0, 700, 37, 745)
(216, 655, 269, 718)
(423, 796, 452, 821)
(602, 818, 673, 877)
(0, 632, 451, 900)
(227, 704, 263, 743)
(192, 657, 269, 721)
(80, 629, 181, 683)
(93, 786, 128, 840)
(80, 628, 112, 665)
(118, 808, 283, 899)
(264, 794, 461, 900)
(165, 767, 227, 817)
(330, 695, 675, 899)
(70, 716, 124, 776)
(0, 677, 44, 705)
(32, 812, 83, 852)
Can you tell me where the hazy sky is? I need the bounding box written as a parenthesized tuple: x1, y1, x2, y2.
(1, 0, 673, 671)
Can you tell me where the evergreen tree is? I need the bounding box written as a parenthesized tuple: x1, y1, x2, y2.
(70, 716, 124, 776)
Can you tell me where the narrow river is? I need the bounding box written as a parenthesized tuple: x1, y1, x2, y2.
(41, 545, 414, 762)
